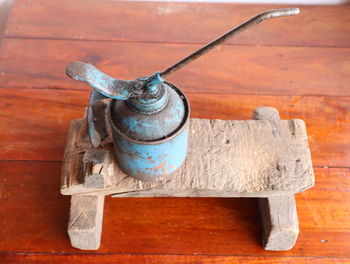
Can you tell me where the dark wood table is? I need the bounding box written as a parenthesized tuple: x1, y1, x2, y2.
(0, 1, 349, 263)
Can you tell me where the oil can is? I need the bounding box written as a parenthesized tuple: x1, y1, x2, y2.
(66, 7, 299, 182)
(108, 82, 189, 181)
(66, 63, 189, 181)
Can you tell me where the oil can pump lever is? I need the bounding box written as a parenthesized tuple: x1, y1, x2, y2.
(66, 61, 145, 100)
(160, 8, 299, 78)
(66, 8, 299, 98)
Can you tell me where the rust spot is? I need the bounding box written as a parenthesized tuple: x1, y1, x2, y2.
(153, 162, 166, 172)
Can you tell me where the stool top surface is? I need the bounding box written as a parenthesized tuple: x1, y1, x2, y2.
(61, 117, 314, 197)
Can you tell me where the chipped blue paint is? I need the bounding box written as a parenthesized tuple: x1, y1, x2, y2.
(68, 62, 133, 100)
(112, 122, 188, 181)
(145, 72, 163, 93)
(73, 68, 123, 98)
(109, 83, 190, 181)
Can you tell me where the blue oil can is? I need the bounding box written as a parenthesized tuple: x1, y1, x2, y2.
(66, 8, 299, 181)
(108, 82, 189, 181)
(66, 63, 189, 181)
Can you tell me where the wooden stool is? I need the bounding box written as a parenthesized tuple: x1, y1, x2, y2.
(61, 107, 314, 250)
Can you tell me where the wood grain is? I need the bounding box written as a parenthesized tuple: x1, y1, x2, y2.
(5, 0, 350, 47)
(0, 88, 88, 161)
(1, 88, 348, 167)
(1, 254, 350, 264)
(0, 161, 349, 257)
(258, 195, 299, 250)
(68, 194, 105, 250)
(1, 39, 349, 96)
(61, 117, 314, 197)
(1, 1, 349, 261)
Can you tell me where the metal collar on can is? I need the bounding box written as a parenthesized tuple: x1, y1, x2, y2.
(108, 82, 190, 145)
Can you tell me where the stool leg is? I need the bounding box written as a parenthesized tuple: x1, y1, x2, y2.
(68, 194, 105, 250)
(253, 107, 299, 250)
(258, 195, 299, 251)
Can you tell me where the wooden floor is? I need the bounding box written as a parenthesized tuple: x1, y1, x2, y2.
(0, 1, 349, 263)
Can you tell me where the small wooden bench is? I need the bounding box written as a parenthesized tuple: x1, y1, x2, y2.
(61, 106, 314, 251)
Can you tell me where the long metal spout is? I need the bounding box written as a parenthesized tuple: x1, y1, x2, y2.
(160, 8, 300, 79)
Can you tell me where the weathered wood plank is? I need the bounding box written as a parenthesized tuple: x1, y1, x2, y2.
(0, 88, 348, 167)
(1, 39, 350, 96)
(68, 194, 105, 250)
(61, 119, 89, 190)
(61, 116, 314, 196)
(6, 0, 350, 47)
(0, 161, 349, 256)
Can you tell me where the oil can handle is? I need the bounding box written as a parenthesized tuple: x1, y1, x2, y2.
(160, 8, 300, 78)
(66, 61, 144, 100)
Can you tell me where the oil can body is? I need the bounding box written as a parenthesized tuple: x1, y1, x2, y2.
(108, 83, 190, 181)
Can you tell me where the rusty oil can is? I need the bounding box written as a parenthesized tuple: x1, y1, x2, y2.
(66, 63, 189, 181)
(108, 81, 190, 182)
(66, 8, 299, 182)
